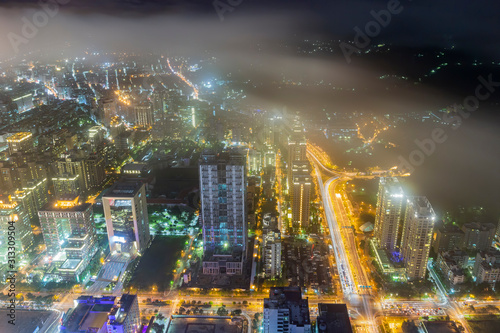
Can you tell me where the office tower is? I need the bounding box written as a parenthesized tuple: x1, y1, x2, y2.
(263, 287, 311, 333)
(374, 177, 405, 252)
(115, 131, 134, 152)
(316, 303, 353, 333)
(13, 178, 49, 222)
(248, 149, 262, 174)
(287, 119, 311, 230)
(54, 157, 87, 192)
(0, 162, 16, 191)
(88, 126, 105, 149)
(100, 98, 117, 126)
(0, 198, 33, 261)
(151, 89, 166, 122)
(290, 161, 312, 229)
(110, 116, 126, 139)
(264, 229, 282, 278)
(400, 196, 436, 280)
(16, 164, 33, 188)
(13, 160, 47, 189)
(200, 150, 247, 275)
(84, 154, 106, 190)
(432, 224, 464, 254)
(102, 181, 150, 256)
(264, 149, 276, 168)
(54, 154, 105, 193)
(134, 102, 154, 127)
(38, 200, 96, 266)
(288, 122, 307, 165)
(25, 178, 48, 210)
(461, 223, 496, 251)
(106, 294, 141, 333)
(6, 132, 33, 155)
(52, 174, 81, 199)
(287, 124, 307, 183)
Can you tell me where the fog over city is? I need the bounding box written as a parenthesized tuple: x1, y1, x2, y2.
(0, 1, 499, 333)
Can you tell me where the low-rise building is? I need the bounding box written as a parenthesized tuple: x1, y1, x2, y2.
(202, 247, 244, 275)
(263, 287, 311, 333)
(476, 262, 500, 284)
(61, 294, 140, 333)
(316, 303, 353, 333)
(462, 223, 496, 251)
(473, 248, 500, 281)
(433, 224, 464, 253)
(106, 294, 141, 333)
(436, 251, 468, 285)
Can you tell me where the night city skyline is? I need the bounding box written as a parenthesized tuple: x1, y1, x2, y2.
(0, 1, 499, 333)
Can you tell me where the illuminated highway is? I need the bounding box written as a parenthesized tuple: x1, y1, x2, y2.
(316, 172, 355, 296)
(307, 144, 482, 332)
(309, 148, 377, 332)
(167, 58, 199, 99)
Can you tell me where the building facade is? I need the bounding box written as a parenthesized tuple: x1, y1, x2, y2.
(374, 177, 405, 252)
(462, 223, 496, 251)
(290, 161, 312, 229)
(6, 132, 33, 155)
(106, 294, 141, 333)
(200, 150, 247, 256)
(400, 196, 436, 280)
(0, 199, 33, 261)
(263, 287, 312, 333)
(103, 182, 150, 256)
(38, 201, 97, 281)
(264, 229, 282, 279)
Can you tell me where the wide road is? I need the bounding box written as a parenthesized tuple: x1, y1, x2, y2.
(428, 261, 472, 333)
(309, 149, 377, 332)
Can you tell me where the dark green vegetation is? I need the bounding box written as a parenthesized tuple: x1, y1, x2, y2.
(126, 236, 188, 292)
(468, 318, 500, 333)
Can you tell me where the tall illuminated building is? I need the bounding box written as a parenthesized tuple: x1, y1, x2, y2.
(247, 149, 262, 174)
(38, 199, 97, 280)
(54, 154, 105, 193)
(200, 150, 247, 275)
(287, 121, 307, 181)
(290, 161, 311, 229)
(134, 102, 154, 127)
(0, 198, 33, 261)
(99, 98, 117, 126)
(287, 119, 311, 229)
(400, 196, 436, 280)
(52, 174, 82, 199)
(288, 120, 307, 160)
(6, 132, 33, 155)
(374, 177, 405, 252)
(102, 181, 150, 256)
(264, 229, 282, 278)
(151, 88, 166, 122)
(88, 126, 105, 150)
(109, 116, 126, 139)
(13, 178, 49, 222)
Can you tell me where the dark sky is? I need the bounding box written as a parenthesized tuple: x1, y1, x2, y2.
(1, 0, 500, 59)
(0, 0, 498, 219)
